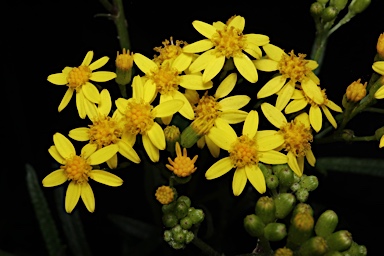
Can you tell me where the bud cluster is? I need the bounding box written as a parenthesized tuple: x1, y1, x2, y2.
(161, 195, 205, 249)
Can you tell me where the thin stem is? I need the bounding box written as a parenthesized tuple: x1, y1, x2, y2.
(328, 11, 355, 37)
(112, 0, 131, 50)
(192, 236, 223, 256)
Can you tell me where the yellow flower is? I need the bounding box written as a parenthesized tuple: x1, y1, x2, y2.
(68, 89, 140, 169)
(133, 53, 212, 124)
(345, 79, 367, 102)
(260, 103, 315, 176)
(153, 37, 193, 67)
(155, 186, 175, 205)
(285, 87, 343, 133)
(115, 75, 184, 162)
(373, 61, 384, 99)
(183, 15, 269, 83)
(191, 73, 250, 157)
(47, 51, 117, 119)
(42, 133, 123, 213)
(205, 110, 288, 195)
(377, 33, 384, 59)
(254, 44, 323, 110)
(166, 142, 198, 177)
(116, 48, 134, 71)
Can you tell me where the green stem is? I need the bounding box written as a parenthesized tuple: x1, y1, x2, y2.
(192, 236, 223, 256)
(310, 30, 329, 75)
(327, 11, 355, 37)
(112, 0, 131, 50)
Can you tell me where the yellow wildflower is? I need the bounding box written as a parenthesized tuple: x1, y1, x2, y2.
(153, 37, 193, 68)
(205, 110, 288, 195)
(42, 133, 123, 213)
(155, 186, 175, 205)
(114, 75, 184, 162)
(183, 15, 269, 83)
(261, 103, 316, 176)
(68, 89, 140, 169)
(377, 33, 384, 59)
(166, 142, 198, 177)
(116, 48, 134, 71)
(254, 44, 323, 110)
(47, 51, 116, 119)
(345, 79, 367, 102)
(373, 61, 384, 99)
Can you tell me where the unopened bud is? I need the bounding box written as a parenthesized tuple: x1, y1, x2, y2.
(174, 201, 189, 219)
(298, 236, 328, 256)
(299, 175, 319, 191)
(180, 124, 203, 148)
(164, 230, 172, 242)
(310, 2, 324, 17)
(264, 222, 287, 241)
(274, 164, 294, 191)
(346, 79, 367, 102)
(169, 240, 185, 249)
(179, 216, 193, 230)
(177, 195, 191, 208)
(295, 188, 309, 202)
(115, 48, 134, 86)
(162, 200, 176, 214)
(185, 231, 194, 244)
(290, 182, 300, 192)
(162, 212, 179, 228)
(342, 241, 367, 256)
(321, 6, 338, 22)
(330, 0, 348, 11)
(274, 193, 296, 219)
(164, 125, 180, 153)
(287, 212, 314, 250)
(255, 196, 276, 224)
(266, 174, 279, 190)
(274, 247, 293, 256)
(377, 33, 384, 59)
(188, 208, 205, 224)
(292, 203, 314, 218)
(259, 163, 273, 178)
(326, 230, 353, 252)
(315, 209, 339, 237)
(348, 0, 371, 14)
(244, 214, 265, 237)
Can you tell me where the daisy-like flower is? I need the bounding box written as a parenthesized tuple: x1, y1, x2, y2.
(153, 37, 193, 68)
(284, 86, 343, 133)
(254, 44, 323, 111)
(184, 73, 250, 156)
(166, 142, 198, 177)
(114, 75, 184, 162)
(373, 61, 384, 99)
(47, 51, 117, 119)
(133, 52, 212, 124)
(260, 103, 316, 176)
(68, 89, 140, 169)
(183, 15, 270, 83)
(42, 133, 123, 213)
(205, 110, 288, 195)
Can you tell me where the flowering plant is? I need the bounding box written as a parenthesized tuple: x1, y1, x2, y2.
(16, 0, 384, 255)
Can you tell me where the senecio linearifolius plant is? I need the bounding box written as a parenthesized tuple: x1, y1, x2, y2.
(36, 0, 384, 255)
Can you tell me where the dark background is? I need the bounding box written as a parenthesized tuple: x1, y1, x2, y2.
(3, 0, 384, 255)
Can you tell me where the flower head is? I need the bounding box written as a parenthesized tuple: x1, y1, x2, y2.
(166, 142, 198, 177)
(376, 33, 384, 59)
(153, 37, 191, 66)
(346, 78, 367, 102)
(42, 133, 123, 213)
(205, 110, 287, 195)
(183, 15, 269, 83)
(254, 44, 323, 110)
(47, 51, 117, 119)
(155, 185, 175, 204)
(116, 48, 134, 71)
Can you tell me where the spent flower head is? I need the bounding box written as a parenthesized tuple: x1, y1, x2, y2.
(346, 78, 367, 102)
(166, 142, 198, 177)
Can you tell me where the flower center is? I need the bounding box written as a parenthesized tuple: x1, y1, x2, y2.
(153, 37, 186, 65)
(147, 64, 180, 94)
(88, 116, 123, 149)
(278, 50, 311, 83)
(123, 99, 155, 135)
(155, 185, 175, 205)
(116, 48, 134, 71)
(280, 120, 313, 157)
(229, 135, 259, 168)
(67, 65, 91, 89)
(192, 92, 221, 134)
(211, 26, 246, 58)
(166, 146, 198, 177)
(61, 155, 92, 184)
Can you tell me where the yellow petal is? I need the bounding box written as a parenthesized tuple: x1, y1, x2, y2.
(372, 61, 384, 75)
(90, 71, 116, 82)
(205, 157, 234, 180)
(69, 127, 90, 141)
(117, 140, 141, 163)
(81, 143, 98, 159)
(89, 56, 109, 71)
(253, 59, 279, 72)
(148, 122, 166, 150)
(256, 130, 280, 139)
(228, 15, 245, 31)
(192, 20, 217, 39)
(292, 89, 305, 99)
(243, 110, 258, 138)
(65, 181, 81, 213)
(261, 103, 286, 128)
(326, 100, 343, 112)
(82, 82, 100, 103)
(133, 53, 157, 74)
(42, 170, 67, 187)
(244, 44, 262, 59)
(115, 98, 128, 113)
(188, 49, 216, 73)
(80, 182, 95, 213)
(285, 99, 308, 114)
(257, 133, 285, 151)
(143, 79, 157, 103)
(132, 75, 144, 100)
(232, 167, 247, 196)
(294, 112, 311, 128)
(305, 149, 316, 167)
(219, 95, 250, 111)
(173, 91, 195, 120)
(54, 133, 76, 159)
(245, 165, 266, 194)
(309, 105, 322, 132)
(182, 39, 214, 53)
(306, 60, 319, 71)
(98, 89, 112, 116)
(207, 126, 237, 151)
(172, 52, 193, 72)
(48, 146, 65, 164)
(257, 75, 286, 98)
(107, 154, 118, 169)
(203, 55, 225, 83)
(307, 71, 320, 85)
(58, 88, 74, 112)
(153, 99, 184, 117)
(259, 150, 288, 164)
(245, 34, 270, 46)
(287, 151, 301, 177)
(76, 90, 86, 119)
(84, 99, 98, 121)
(321, 105, 337, 129)
(81, 51, 94, 66)
(233, 54, 258, 83)
(47, 73, 68, 85)
(90, 170, 123, 186)
(263, 44, 286, 62)
(205, 135, 220, 158)
(301, 79, 324, 105)
(88, 144, 119, 165)
(275, 82, 295, 111)
(219, 110, 248, 124)
(142, 134, 159, 162)
(380, 135, 384, 148)
(214, 73, 237, 98)
(179, 74, 209, 90)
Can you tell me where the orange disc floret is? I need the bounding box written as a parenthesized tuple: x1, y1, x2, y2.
(155, 185, 175, 204)
(166, 142, 198, 177)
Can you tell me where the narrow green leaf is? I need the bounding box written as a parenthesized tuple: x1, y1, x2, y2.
(25, 163, 64, 256)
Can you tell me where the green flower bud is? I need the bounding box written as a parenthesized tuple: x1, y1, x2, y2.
(310, 2, 324, 17)
(317, 0, 329, 5)
(172, 230, 186, 244)
(315, 210, 339, 237)
(295, 188, 309, 203)
(299, 175, 319, 191)
(298, 236, 328, 256)
(274, 193, 296, 219)
(164, 125, 180, 153)
(162, 212, 179, 228)
(264, 223, 287, 241)
(179, 216, 193, 230)
(243, 214, 265, 237)
(326, 230, 353, 252)
(164, 230, 172, 242)
(274, 247, 293, 256)
(324, 251, 343, 256)
(259, 163, 273, 178)
(255, 196, 276, 224)
(330, 0, 348, 10)
(321, 6, 339, 22)
(341, 242, 367, 256)
(287, 212, 314, 250)
(274, 164, 294, 192)
(168, 240, 185, 249)
(171, 224, 183, 234)
(185, 231, 195, 244)
(348, 0, 371, 14)
(188, 208, 205, 224)
(292, 203, 314, 218)
(266, 175, 279, 190)
(290, 182, 300, 192)
(180, 124, 203, 148)
(162, 201, 177, 214)
(174, 201, 189, 219)
(293, 173, 301, 183)
(177, 195, 192, 208)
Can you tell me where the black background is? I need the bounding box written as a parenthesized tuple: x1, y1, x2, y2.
(3, 0, 384, 255)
